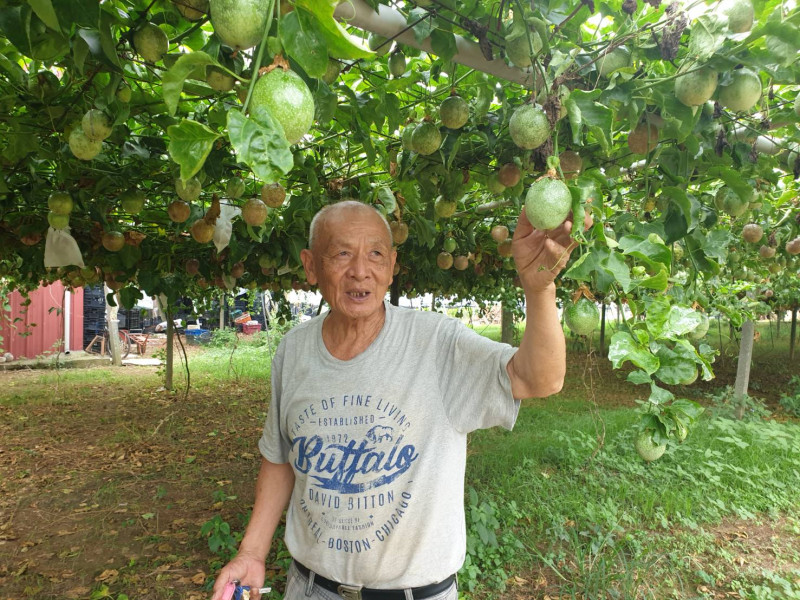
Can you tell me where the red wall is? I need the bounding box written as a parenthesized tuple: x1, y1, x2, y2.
(1, 282, 84, 359)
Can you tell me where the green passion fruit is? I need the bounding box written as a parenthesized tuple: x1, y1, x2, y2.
(439, 95, 469, 130)
(250, 68, 314, 144)
(564, 297, 600, 336)
(210, 0, 270, 51)
(509, 104, 550, 150)
(411, 122, 442, 156)
(635, 430, 666, 462)
(524, 177, 572, 231)
(674, 65, 718, 107)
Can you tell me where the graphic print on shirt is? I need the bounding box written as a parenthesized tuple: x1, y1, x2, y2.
(289, 393, 418, 554)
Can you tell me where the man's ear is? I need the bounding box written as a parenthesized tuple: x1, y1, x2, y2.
(390, 248, 397, 281)
(300, 248, 317, 285)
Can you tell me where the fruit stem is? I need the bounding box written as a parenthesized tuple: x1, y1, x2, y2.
(241, 0, 277, 113)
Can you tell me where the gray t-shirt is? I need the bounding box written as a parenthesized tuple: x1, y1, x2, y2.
(259, 301, 519, 588)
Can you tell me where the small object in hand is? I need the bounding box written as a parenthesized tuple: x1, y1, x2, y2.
(222, 581, 272, 600)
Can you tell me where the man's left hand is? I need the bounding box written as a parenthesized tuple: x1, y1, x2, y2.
(511, 207, 592, 293)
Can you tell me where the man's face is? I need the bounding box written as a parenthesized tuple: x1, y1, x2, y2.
(301, 207, 396, 323)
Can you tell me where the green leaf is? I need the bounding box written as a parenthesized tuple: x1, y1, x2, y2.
(648, 383, 675, 405)
(670, 398, 705, 423)
(688, 14, 727, 61)
(618, 233, 671, 267)
(27, 0, 59, 31)
(98, 11, 121, 69)
(430, 29, 458, 63)
(167, 120, 221, 182)
(565, 90, 612, 151)
(376, 186, 396, 213)
(52, 0, 99, 28)
(609, 332, 660, 374)
(627, 369, 652, 385)
(227, 109, 293, 184)
(162, 52, 217, 116)
(707, 166, 754, 204)
(653, 343, 698, 385)
(292, 0, 373, 59)
(408, 8, 433, 44)
(281, 9, 328, 79)
(119, 286, 143, 310)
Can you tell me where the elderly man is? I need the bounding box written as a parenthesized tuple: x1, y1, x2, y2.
(212, 200, 585, 600)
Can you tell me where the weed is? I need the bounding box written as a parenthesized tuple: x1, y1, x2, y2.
(779, 376, 800, 417)
(705, 385, 771, 420)
(459, 487, 525, 593)
(200, 514, 241, 561)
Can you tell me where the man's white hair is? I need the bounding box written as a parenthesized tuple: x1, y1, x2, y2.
(308, 200, 393, 250)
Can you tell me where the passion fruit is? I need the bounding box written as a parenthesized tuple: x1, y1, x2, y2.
(742, 223, 763, 243)
(434, 196, 456, 218)
(191, 219, 215, 243)
(717, 69, 761, 112)
(133, 23, 169, 63)
(635, 430, 666, 462)
(509, 104, 550, 150)
(564, 297, 600, 336)
(504, 30, 542, 69)
(176, 177, 202, 202)
(210, 0, 270, 51)
(168, 200, 191, 223)
(558, 150, 583, 180)
(69, 127, 102, 160)
(627, 123, 659, 154)
(242, 197, 268, 225)
(102, 231, 126, 252)
(411, 122, 442, 156)
(48, 192, 73, 215)
(119, 189, 146, 215)
(721, 0, 754, 33)
(261, 182, 286, 208)
(173, 0, 209, 20)
(81, 109, 113, 142)
(674, 64, 718, 107)
(439, 95, 469, 130)
(250, 68, 314, 144)
(437, 251, 454, 270)
(498, 163, 522, 187)
(524, 177, 572, 230)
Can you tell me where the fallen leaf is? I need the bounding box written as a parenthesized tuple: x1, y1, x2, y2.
(95, 569, 119, 583)
(65, 586, 91, 598)
(191, 571, 206, 585)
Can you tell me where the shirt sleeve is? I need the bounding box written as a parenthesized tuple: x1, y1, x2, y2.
(258, 337, 291, 463)
(435, 318, 520, 433)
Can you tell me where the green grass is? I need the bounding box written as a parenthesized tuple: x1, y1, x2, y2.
(463, 395, 800, 598)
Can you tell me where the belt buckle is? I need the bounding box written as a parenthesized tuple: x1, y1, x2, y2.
(337, 584, 363, 600)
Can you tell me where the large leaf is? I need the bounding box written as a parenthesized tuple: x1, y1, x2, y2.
(162, 52, 217, 116)
(408, 8, 433, 45)
(688, 14, 727, 61)
(653, 343, 698, 385)
(281, 9, 328, 79)
(609, 332, 660, 374)
(227, 108, 294, 184)
(566, 90, 612, 150)
(167, 120, 221, 182)
(707, 166, 754, 204)
(430, 29, 458, 63)
(618, 233, 672, 269)
(293, 0, 372, 59)
(27, 0, 59, 31)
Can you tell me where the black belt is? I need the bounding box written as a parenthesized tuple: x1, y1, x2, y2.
(294, 561, 456, 600)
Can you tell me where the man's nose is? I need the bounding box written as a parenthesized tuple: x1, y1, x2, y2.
(348, 253, 368, 278)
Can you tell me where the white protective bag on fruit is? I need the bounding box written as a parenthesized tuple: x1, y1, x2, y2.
(44, 227, 85, 268)
(213, 203, 241, 254)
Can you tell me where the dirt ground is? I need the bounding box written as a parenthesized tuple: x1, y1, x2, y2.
(0, 339, 798, 600)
